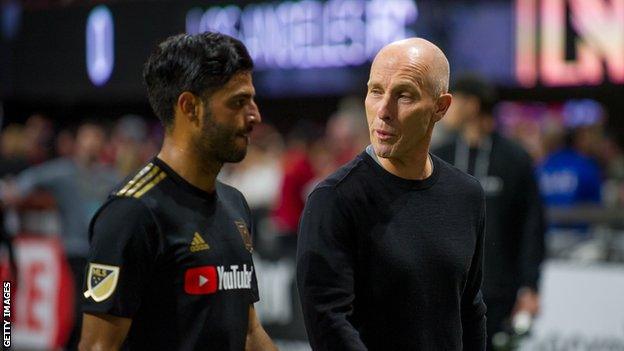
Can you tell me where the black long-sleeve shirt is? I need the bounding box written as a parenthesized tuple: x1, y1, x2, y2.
(297, 151, 487, 350)
(434, 133, 545, 298)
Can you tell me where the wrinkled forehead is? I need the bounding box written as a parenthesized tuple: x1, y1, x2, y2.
(369, 48, 430, 87)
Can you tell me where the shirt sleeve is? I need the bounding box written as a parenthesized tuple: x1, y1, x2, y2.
(82, 196, 160, 318)
(296, 186, 367, 351)
(461, 189, 487, 351)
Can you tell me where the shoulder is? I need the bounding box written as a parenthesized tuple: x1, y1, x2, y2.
(301, 153, 373, 216)
(493, 133, 533, 166)
(112, 162, 168, 200)
(92, 196, 154, 227)
(434, 154, 484, 201)
(216, 181, 250, 211)
(539, 149, 597, 170)
(90, 195, 158, 245)
(216, 181, 253, 222)
(312, 152, 371, 196)
(216, 180, 246, 202)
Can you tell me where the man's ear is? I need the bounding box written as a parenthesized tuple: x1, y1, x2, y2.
(433, 93, 452, 122)
(176, 92, 201, 126)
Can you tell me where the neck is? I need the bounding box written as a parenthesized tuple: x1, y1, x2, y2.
(377, 140, 433, 180)
(157, 136, 222, 193)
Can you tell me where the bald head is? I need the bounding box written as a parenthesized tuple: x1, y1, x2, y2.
(372, 38, 450, 97)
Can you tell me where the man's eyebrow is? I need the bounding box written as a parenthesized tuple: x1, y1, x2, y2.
(366, 79, 419, 90)
(229, 91, 255, 99)
(391, 82, 418, 91)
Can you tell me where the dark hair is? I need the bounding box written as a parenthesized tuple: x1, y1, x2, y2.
(452, 74, 497, 115)
(143, 32, 254, 129)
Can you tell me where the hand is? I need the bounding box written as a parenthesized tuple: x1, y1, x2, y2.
(512, 288, 540, 317)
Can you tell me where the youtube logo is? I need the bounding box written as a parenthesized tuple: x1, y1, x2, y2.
(184, 266, 218, 295)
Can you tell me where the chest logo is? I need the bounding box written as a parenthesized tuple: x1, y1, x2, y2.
(190, 232, 210, 252)
(184, 265, 253, 295)
(83, 263, 119, 302)
(184, 266, 218, 295)
(234, 220, 253, 253)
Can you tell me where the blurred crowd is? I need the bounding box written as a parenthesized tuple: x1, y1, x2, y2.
(1, 89, 624, 349)
(0, 94, 623, 263)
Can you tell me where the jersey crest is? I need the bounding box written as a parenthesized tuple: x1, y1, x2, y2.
(234, 220, 253, 253)
(83, 263, 120, 302)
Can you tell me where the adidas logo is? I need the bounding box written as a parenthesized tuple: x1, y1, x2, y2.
(190, 232, 210, 252)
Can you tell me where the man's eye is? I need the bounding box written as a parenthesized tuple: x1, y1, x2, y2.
(369, 89, 382, 96)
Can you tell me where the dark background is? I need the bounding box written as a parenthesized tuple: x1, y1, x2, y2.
(1, 0, 623, 136)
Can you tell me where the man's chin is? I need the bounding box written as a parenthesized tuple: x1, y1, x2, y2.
(221, 148, 247, 163)
(372, 143, 394, 159)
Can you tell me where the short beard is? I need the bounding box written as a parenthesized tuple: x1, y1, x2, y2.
(194, 110, 247, 165)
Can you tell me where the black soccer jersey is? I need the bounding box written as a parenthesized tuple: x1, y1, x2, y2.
(82, 158, 259, 351)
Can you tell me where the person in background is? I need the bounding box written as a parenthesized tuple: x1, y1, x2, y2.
(537, 100, 604, 212)
(434, 75, 545, 349)
(0, 121, 120, 350)
(105, 115, 151, 177)
(0, 124, 30, 176)
(272, 120, 322, 252)
(0, 123, 31, 295)
(597, 133, 624, 208)
(55, 128, 76, 158)
(23, 113, 55, 165)
(220, 123, 284, 253)
(325, 96, 370, 167)
(221, 123, 284, 213)
(430, 88, 465, 149)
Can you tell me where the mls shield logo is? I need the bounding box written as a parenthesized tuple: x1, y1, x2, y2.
(83, 263, 120, 302)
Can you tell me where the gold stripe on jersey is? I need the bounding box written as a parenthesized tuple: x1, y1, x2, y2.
(124, 166, 161, 197)
(133, 171, 167, 198)
(116, 163, 154, 196)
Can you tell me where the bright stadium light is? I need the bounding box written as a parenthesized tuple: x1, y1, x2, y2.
(86, 5, 115, 87)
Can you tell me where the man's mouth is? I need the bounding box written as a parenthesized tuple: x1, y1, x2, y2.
(237, 127, 253, 139)
(374, 129, 396, 141)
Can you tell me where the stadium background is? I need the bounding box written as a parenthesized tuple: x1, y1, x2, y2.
(1, 0, 624, 350)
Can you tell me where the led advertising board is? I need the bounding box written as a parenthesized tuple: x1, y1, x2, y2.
(1, 0, 622, 102)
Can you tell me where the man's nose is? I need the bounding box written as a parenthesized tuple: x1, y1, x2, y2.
(376, 96, 393, 121)
(248, 101, 262, 125)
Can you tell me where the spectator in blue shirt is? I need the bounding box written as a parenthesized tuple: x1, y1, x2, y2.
(537, 99, 604, 231)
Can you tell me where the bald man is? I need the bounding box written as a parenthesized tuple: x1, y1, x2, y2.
(296, 38, 487, 350)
